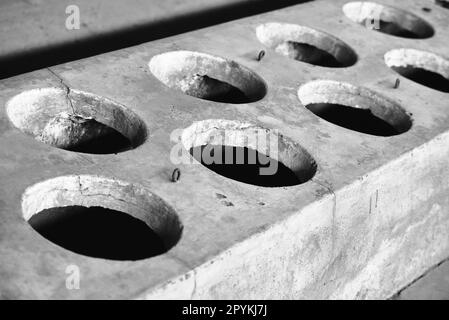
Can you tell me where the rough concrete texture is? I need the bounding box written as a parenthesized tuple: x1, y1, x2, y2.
(0, 0, 449, 299)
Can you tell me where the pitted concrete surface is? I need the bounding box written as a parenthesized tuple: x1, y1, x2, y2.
(0, 0, 449, 299)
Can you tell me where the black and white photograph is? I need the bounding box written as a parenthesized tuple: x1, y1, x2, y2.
(0, 0, 448, 308)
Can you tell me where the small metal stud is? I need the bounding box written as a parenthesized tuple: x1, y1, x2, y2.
(394, 78, 400, 89)
(171, 168, 181, 182)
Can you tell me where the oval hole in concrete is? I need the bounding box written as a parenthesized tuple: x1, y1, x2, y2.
(298, 80, 412, 136)
(6, 87, 147, 154)
(343, 2, 434, 39)
(22, 176, 182, 260)
(181, 119, 317, 187)
(385, 49, 449, 93)
(149, 51, 267, 103)
(256, 23, 357, 68)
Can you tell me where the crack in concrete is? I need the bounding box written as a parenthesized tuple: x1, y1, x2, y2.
(43, 176, 148, 213)
(47, 67, 76, 115)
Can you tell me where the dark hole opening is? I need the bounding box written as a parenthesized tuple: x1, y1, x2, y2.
(306, 103, 399, 136)
(436, 0, 449, 9)
(185, 74, 249, 104)
(278, 42, 343, 67)
(29, 206, 166, 260)
(69, 125, 133, 154)
(390, 66, 449, 93)
(189, 145, 301, 187)
(40, 115, 135, 154)
(361, 19, 424, 38)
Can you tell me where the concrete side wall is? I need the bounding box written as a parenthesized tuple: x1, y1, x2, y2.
(0, 0, 448, 299)
(141, 130, 449, 299)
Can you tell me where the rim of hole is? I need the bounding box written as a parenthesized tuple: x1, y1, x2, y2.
(343, 1, 435, 39)
(22, 175, 183, 260)
(180, 119, 317, 187)
(256, 22, 358, 68)
(148, 50, 267, 104)
(298, 80, 413, 136)
(6, 87, 148, 154)
(384, 48, 449, 93)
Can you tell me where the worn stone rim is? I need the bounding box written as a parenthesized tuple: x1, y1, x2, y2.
(298, 80, 413, 136)
(22, 175, 183, 260)
(343, 1, 435, 39)
(180, 119, 317, 187)
(6, 87, 148, 154)
(384, 48, 449, 93)
(256, 22, 358, 68)
(149, 50, 267, 103)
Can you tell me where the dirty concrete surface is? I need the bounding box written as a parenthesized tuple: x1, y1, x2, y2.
(0, 0, 449, 299)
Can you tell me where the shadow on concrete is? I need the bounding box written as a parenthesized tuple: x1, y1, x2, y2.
(0, 0, 311, 79)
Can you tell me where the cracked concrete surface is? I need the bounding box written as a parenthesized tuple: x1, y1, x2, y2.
(47, 68, 76, 115)
(0, 0, 449, 299)
(5, 85, 148, 153)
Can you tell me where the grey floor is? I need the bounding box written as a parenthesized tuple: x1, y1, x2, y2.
(393, 259, 449, 300)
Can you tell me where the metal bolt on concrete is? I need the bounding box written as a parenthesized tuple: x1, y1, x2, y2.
(1, 0, 449, 299)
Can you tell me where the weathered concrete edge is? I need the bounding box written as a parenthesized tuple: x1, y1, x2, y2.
(136, 129, 449, 299)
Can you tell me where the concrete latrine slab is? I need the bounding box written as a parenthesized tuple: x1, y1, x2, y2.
(0, 0, 448, 299)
